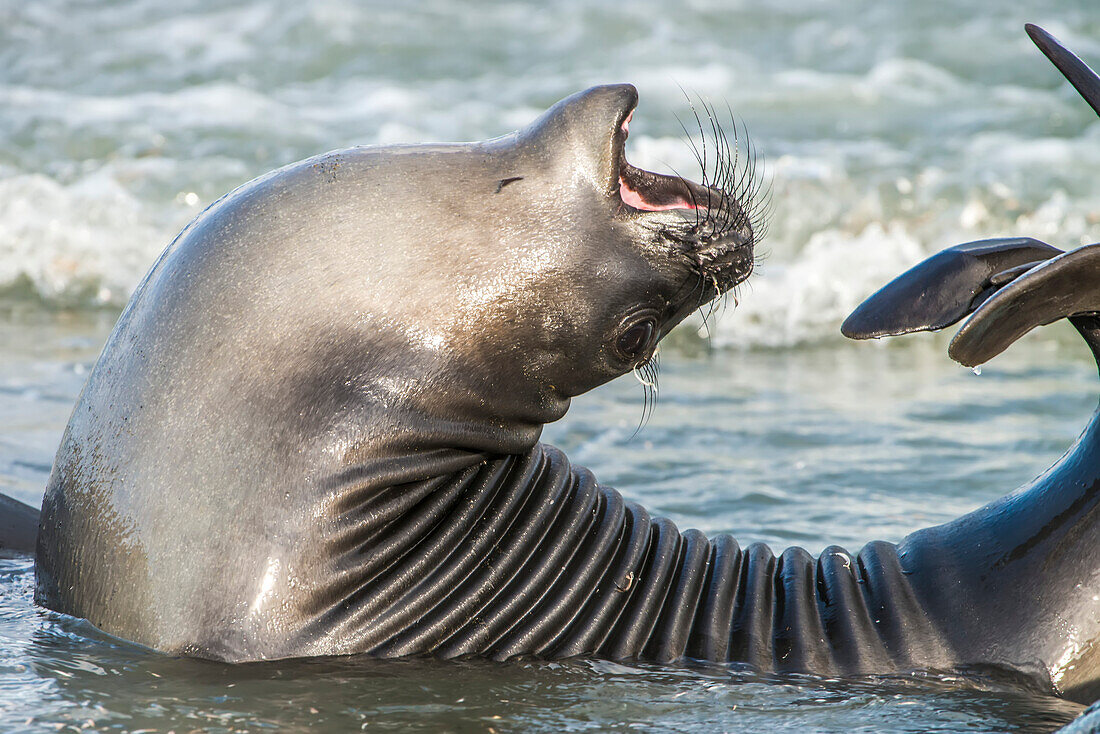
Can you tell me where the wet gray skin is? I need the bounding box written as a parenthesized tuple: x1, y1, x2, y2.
(23, 30, 1100, 707)
(34, 84, 758, 659)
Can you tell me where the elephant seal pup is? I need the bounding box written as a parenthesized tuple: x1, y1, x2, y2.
(35, 83, 760, 660)
(28, 26, 1100, 703)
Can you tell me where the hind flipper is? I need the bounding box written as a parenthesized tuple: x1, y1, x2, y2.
(949, 244, 1100, 366)
(1026, 23, 1100, 118)
(840, 237, 1062, 340)
(843, 238, 1100, 370)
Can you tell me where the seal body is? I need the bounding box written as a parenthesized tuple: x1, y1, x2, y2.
(35, 84, 758, 660)
(30, 28, 1100, 704)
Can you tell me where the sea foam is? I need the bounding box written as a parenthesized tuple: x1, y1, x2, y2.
(2, 0, 1099, 348)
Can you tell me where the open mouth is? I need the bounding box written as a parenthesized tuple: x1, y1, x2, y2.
(614, 110, 729, 215)
(607, 95, 762, 299)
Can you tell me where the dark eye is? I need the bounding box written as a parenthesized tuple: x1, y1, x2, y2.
(617, 319, 656, 361)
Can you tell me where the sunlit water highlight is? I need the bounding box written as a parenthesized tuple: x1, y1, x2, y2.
(3, 0, 1100, 730)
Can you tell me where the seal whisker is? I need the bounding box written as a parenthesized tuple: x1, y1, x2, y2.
(630, 351, 661, 436)
(673, 113, 708, 231)
(663, 93, 766, 305)
(684, 95, 716, 214)
(701, 100, 724, 232)
(713, 110, 738, 236)
(696, 277, 716, 343)
(708, 102, 733, 232)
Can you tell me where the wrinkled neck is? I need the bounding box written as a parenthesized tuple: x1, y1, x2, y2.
(286, 323, 571, 495)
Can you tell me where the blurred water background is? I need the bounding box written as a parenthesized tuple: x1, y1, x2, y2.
(2, 0, 1100, 731)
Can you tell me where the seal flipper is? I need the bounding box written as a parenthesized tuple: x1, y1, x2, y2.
(840, 237, 1062, 340)
(841, 235, 1100, 699)
(0, 492, 40, 554)
(842, 238, 1100, 370)
(1026, 23, 1100, 118)
(949, 244, 1100, 366)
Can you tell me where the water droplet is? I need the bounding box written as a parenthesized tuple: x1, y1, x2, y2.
(971, 365, 982, 376)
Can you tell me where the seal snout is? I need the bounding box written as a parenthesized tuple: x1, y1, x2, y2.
(610, 95, 764, 298)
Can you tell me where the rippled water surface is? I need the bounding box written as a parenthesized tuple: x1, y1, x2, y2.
(0, 550, 1086, 732)
(3, 0, 1100, 731)
(2, 311, 1096, 732)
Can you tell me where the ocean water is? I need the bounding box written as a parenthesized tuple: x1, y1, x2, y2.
(2, 0, 1100, 731)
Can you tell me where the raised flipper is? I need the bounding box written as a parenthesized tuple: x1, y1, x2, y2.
(841, 237, 1062, 340)
(843, 237, 1100, 368)
(950, 244, 1100, 366)
(1026, 23, 1100, 118)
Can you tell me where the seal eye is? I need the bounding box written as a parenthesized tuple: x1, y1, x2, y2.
(617, 318, 656, 362)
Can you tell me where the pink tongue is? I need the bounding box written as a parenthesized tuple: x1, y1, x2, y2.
(619, 176, 698, 212)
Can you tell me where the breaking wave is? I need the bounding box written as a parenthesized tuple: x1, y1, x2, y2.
(3, 0, 1099, 348)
